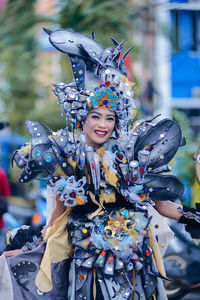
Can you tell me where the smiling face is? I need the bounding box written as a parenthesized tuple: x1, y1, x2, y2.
(83, 107, 116, 147)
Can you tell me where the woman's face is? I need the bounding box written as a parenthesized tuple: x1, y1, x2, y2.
(83, 107, 116, 147)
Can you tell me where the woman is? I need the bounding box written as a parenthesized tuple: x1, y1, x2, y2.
(1, 28, 200, 300)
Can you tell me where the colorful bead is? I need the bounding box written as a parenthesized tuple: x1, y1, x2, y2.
(108, 256, 113, 262)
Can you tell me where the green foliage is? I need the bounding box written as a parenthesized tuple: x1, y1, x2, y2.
(59, 0, 135, 47)
(28, 101, 66, 135)
(173, 109, 200, 184)
(0, 0, 39, 133)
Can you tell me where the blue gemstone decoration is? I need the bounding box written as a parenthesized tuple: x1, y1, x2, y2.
(106, 88, 111, 94)
(77, 64, 80, 67)
(67, 168, 70, 172)
(100, 84, 105, 88)
(90, 96, 95, 101)
(45, 156, 51, 163)
(94, 87, 99, 91)
(110, 100, 115, 106)
(96, 95, 101, 100)
(35, 150, 41, 157)
(100, 91, 106, 96)
(144, 189, 148, 193)
(74, 157, 78, 160)
(92, 100, 98, 107)
(155, 188, 158, 191)
(99, 224, 104, 230)
(111, 87, 115, 91)
(122, 209, 128, 216)
(114, 95, 118, 100)
(103, 99, 108, 105)
(108, 94, 113, 99)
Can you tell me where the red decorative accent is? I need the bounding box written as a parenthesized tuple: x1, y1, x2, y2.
(92, 163, 96, 169)
(118, 227, 121, 231)
(117, 154, 123, 160)
(117, 47, 120, 50)
(108, 256, 113, 262)
(140, 168, 144, 173)
(146, 250, 150, 256)
(79, 274, 84, 281)
(105, 81, 110, 86)
(132, 177, 137, 182)
(125, 196, 128, 201)
(101, 250, 106, 256)
(70, 192, 75, 197)
(125, 179, 129, 185)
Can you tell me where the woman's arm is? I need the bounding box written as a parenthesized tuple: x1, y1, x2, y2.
(153, 199, 183, 220)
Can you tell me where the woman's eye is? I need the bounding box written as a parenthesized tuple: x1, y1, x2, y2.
(107, 118, 115, 121)
(91, 115, 99, 119)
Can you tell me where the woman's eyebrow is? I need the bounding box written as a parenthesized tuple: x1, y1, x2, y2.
(90, 112, 102, 116)
(90, 111, 115, 118)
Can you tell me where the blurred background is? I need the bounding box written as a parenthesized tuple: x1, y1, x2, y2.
(0, 0, 200, 297)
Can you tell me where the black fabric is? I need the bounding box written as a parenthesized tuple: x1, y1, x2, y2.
(72, 190, 138, 217)
(178, 216, 200, 239)
(5, 225, 42, 251)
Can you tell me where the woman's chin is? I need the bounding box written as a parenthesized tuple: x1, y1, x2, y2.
(92, 136, 107, 146)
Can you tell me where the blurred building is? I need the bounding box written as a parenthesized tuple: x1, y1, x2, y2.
(136, 0, 200, 125)
(154, 0, 200, 132)
(134, 0, 200, 204)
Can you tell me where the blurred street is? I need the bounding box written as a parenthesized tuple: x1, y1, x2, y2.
(182, 292, 200, 299)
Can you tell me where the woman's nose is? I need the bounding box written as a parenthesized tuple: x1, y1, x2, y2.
(99, 118, 106, 128)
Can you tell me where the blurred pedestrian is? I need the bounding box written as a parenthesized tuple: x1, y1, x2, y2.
(0, 167, 11, 252)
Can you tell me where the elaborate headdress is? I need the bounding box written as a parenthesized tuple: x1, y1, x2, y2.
(44, 28, 135, 132)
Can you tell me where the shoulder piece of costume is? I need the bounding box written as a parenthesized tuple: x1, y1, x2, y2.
(13, 28, 185, 208)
